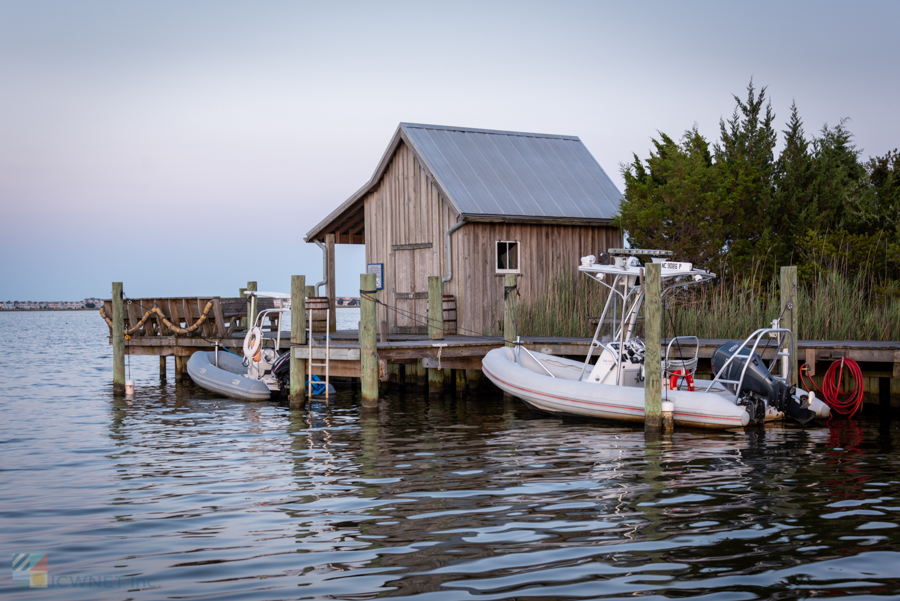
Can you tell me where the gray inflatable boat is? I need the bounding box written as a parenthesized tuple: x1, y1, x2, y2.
(187, 351, 271, 401)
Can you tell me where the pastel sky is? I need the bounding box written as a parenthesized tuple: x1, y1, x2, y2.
(2, 0, 898, 301)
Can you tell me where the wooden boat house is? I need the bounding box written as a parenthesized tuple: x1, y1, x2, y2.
(305, 123, 623, 336)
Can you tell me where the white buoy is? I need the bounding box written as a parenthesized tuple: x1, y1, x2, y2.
(125, 380, 134, 397)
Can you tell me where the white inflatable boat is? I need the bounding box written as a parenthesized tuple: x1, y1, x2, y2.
(483, 248, 830, 430)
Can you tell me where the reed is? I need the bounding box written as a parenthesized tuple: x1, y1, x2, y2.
(518, 266, 900, 341)
(515, 269, 610, 338)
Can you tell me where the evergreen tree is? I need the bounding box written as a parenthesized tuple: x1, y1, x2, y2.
(618, 79, 897, 284)
(808, 120, 864, 232)
(713, 80, 778, 274)
(619, 127, 724, 271)
(849, 149, 900, 238)
(772, 102, 814, 264)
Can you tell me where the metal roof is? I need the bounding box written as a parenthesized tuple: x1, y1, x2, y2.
(401, 123, 621, 220)
(305, 123, 622, 242)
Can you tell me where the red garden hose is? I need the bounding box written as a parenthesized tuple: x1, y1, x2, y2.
(800, 358, 865, 417)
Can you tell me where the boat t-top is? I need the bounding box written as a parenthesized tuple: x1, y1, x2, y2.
(482, 249, 830, 429)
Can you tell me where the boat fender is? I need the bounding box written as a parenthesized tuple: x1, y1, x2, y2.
(243, 327, 263, 362)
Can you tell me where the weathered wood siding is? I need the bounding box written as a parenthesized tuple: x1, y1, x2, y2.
(364, 142, 459, 333)
(363, 140, 622, 336)
(451, 223, 622, 335)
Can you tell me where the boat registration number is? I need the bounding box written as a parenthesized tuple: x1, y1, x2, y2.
(661, 261, 692, 271)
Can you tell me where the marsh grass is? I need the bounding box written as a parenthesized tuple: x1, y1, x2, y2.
(518, 266, 900, 341)
(514, 270, 610, 338)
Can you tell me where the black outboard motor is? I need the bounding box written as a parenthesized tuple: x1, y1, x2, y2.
(712, 342, 816, 425)
(272, 352, 291, 395)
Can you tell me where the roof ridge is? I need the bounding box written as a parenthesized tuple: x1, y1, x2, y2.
(400, 122, 579, 141)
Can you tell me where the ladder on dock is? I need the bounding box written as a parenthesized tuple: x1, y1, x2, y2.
(307, 308, 330, 402)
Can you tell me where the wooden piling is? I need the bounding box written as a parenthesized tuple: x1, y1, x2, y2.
(112, 282, 125, 392)
(455, 369, 467, 394)
(360, 273, 378, 407)
(644, 263, 662, 432)
(428, 365, 445, 392)
(780, 266, 799, 386)
(427, 275, 445, 386)
(175, 355, 186, 380)
(466, 369, 481, 390)
(416, 359, 426, 388)
(290, 275, 307, 407)
(428, 276, 443, 340)
(504, 273, 517, 346)
(159, 356, 166, 380)
(326, 234, 337, 333)
(238, 287, 247, 329)
(246, 281, 258, 331)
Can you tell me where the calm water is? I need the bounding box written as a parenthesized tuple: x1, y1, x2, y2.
(2, 311, 900, 600)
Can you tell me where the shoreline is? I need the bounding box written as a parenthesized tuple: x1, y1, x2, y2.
(0, 308, 97, 312)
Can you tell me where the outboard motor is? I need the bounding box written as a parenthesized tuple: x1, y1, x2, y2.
(712, 342, 816, 425)
(272, 352, 291, 394)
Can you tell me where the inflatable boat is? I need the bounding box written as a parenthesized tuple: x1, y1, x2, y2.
(188, 350, 272, 401)
(187, 295, 335, 401)
(483, 249, 830, 429)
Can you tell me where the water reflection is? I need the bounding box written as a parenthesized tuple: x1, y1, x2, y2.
(1, 312, 899, 600)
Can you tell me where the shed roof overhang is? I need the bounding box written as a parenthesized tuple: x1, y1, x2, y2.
(306, 194, 366, 245)
(305, 126, 409, 244)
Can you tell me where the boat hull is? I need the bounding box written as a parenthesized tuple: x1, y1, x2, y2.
(482, 347, 750, 429)
(187, 351, 271, 401)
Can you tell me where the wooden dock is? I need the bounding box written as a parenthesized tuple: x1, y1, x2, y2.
(102, 283, 900, 405)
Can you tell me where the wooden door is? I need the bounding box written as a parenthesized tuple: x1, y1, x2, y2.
(393, 247, 430, 334)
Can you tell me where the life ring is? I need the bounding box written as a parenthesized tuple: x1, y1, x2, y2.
(669, 369, 695, 392)
(243, 327, 262, 361)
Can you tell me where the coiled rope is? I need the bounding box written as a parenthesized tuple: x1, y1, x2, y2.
(800, 358, 865, 417)
(99, 301, 214, 336)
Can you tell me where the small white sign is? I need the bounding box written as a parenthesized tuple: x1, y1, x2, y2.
(367, 263, 384, 290)
(661, 261, 692, 272)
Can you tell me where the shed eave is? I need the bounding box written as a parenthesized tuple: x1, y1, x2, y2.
(460, 213, 616, 226)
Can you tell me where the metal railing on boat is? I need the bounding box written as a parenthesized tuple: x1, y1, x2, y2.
(703, 328, 794, 400)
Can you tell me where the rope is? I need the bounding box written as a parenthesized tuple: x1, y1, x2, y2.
(359, 289, 509, 343)
(800, 358, 865, 417)
(100, 299, 216, 336)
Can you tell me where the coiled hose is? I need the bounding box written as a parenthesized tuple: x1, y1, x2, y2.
(800, 358, 865, 417)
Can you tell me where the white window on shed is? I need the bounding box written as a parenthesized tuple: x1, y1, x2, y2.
(496, 240, 519, 273)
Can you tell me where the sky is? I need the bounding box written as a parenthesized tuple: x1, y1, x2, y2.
(2, 0, 898, 301)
